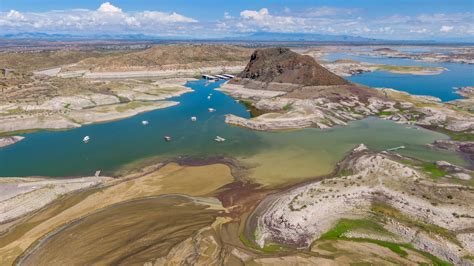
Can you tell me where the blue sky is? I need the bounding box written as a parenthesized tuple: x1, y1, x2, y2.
(1, 0, 473, 40)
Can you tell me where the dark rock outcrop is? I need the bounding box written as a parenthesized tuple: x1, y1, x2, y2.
(236, 48, 350, 86)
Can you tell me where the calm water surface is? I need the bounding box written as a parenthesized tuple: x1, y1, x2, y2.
(324, 52, 474, 101)
(0, 79, 466, 181)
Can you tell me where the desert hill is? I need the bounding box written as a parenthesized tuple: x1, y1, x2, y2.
(236, 47, 350, 86)
(72, 45, 253, 71)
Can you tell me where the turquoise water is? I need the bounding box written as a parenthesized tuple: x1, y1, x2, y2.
(0, 79, 466, 178)
(324, 53, 474, 101)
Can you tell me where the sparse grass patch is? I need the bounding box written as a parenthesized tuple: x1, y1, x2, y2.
(319, 219, 390, 240)
(6, 107, 24, 115)
(422, 162, 448, 179)
(338, 169, 353, 177)
(370, 202, 461, 247)
(377, 111, 393, 116)
(426, 126, 474, 141)
(375, 65, 443, 74)
(240, 100, 267, 117)
(318, 218, 450, 265)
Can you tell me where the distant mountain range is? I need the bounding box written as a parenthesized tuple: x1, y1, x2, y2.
(0, 31, 380, 42)
(1, 31, 472, 44)
(224, 32, 381, 42)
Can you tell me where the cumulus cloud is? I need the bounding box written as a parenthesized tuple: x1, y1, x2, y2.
(240, 8, 269, 20)
(142, 11, 197, 23)
(0, 2, 197, 35)
(0, 4, 472, 40)
(97, 2, 122, 13)
(7, 10, 25, 20)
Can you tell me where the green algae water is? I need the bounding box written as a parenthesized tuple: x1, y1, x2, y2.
(0, 79, 466, 183)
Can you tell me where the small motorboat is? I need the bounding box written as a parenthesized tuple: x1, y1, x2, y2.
(191, 116, 197, 121)
(207, 96, 211, 100)
(214, 136, 226, 142)
(208, 108, 216, 112)
(164, 136, 172, 142)
(142, 120, 149, 125)
(83, 136, 90, 143)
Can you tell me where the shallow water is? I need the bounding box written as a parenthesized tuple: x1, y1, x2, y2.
(324, 52, 474, 101)
(0, 79, 465, 184)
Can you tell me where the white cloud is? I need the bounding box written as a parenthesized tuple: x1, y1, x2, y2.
(0, 2, 197, 35)
(7, 10, 25, 20)
(440, 25, 454, 32)
(142, 11, 197, 23)
(240, 8, 269, 21)
(223, 12, 232, 19)
(305, 6, 360, 17)
(410, 28, 427, 33)
(97, 2, 122, 13)
(0, 4, 472, 40)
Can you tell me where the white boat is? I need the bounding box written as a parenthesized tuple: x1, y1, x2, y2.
(142, 120, 149, 125)
(164, 136, 172, 142)
(83, 136, 90, 143)
(191, 116, 197, 121)
(208, 108, 216, 112)
(214, 136, 226, 142)
(207, 96, 211, 100)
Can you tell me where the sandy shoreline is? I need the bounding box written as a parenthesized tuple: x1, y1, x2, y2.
(0, 77, 196, 138)
(0, 161, 235, 265)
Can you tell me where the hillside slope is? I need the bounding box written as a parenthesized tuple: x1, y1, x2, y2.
(73, 45, 252, 71)
(237, 47, 350, 86)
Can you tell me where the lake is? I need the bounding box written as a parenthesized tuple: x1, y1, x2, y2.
(0, 79, 466, 185)
(324, 52, 474, 101)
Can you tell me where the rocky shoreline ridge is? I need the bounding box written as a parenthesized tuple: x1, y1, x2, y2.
(359, 47, 474, 65)
(0, 44, 251, 138)
(38, 65, 245, 79)
(0, 136, 24, 148)
(0, 78, 195, 135)
(321, 60, 446, 77)
(0, 175, 112, 223)
(219, 81, 474, 135)
(251, 144, 474, 265)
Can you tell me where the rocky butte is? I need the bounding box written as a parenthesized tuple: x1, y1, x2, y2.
(219, 47, 474, 143)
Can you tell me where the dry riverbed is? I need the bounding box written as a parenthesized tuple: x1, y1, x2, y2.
(0, 162, 234, 265)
